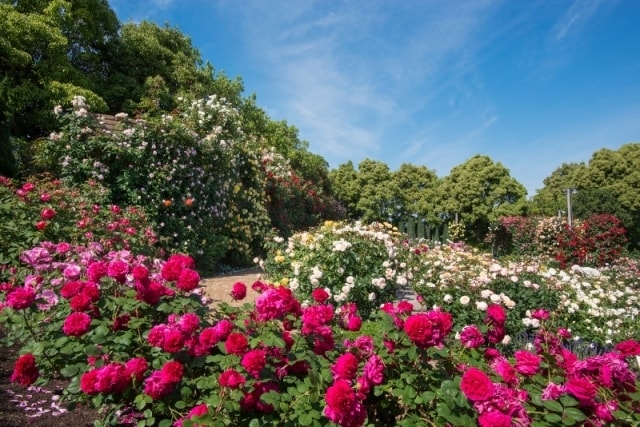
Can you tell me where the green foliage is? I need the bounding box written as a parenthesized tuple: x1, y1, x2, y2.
(437, 155, 527, 243)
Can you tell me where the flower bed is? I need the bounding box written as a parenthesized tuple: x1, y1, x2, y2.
(1, 240, 640, 426)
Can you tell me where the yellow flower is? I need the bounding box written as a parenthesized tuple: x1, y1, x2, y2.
(275, 255, 285, 263)
(280, 277, 289, 286)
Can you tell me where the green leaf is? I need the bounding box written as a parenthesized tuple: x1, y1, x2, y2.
(543, 400, 563, 413)
(60, 365, 79, 377)
(563, 407, 586, 422)
(158, 420, 172, 427)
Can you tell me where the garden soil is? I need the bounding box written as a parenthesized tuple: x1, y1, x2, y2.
(0, 268, 264, 427)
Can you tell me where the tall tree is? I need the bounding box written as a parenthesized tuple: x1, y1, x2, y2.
(355, 159, 401, 223)
(437, 155, 527, 242)
(391, 163, 439, 223)
(329, 161, 361, 219)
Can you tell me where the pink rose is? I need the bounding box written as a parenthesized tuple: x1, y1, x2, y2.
(565, 376, 597, 401)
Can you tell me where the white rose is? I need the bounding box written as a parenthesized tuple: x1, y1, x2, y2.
(459, 295, 470, 305)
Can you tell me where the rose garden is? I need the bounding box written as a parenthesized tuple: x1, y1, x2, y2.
(1, 98, 639, 426)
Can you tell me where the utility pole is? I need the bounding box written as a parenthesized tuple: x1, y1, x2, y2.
(566, 188, 575, 229)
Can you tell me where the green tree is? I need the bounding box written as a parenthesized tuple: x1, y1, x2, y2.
(437, 155, 527, 243)
(356, 159, 401, 223)
(329, 161, 360, 219)
(531, 162, 588, 216)
(391, 163, 439, 224)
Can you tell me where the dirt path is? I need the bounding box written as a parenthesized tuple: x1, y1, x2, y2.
(200, 267, 265, 307)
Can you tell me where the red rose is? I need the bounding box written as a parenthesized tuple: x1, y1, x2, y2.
(69, 293, 92, 311)
(403, 314, 433, 348)
(61, 281, 84, 298)
(176, 268, 200, 292)
(230, 282, 247, 300)
(40, 208, 56, 220)
(131, 265, 149, 280)
(225, 332, 249, 355)
(11, 353, 39, 386)
(80, 369, 99, 394)
(125, 357, 148, 383)
(241, 349, 267, 378)
(160, 361, 184, 383)
(615, 339, 640, 356)
(35, 220, 47, 230)
(218, 368, 246, 388)
(161, 328, 186, 353)
(63, 312, 92, 336)
(312, 288, 329, 304)
(6, 287, 36, 310)
(460, 367, 494, 402)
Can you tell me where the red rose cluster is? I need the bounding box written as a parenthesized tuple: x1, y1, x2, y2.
(80, 357, 148, 395)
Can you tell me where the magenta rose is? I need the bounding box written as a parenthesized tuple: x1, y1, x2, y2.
(565, 376, 597, 401)
(331, 353, 359, 381)
(40, 208, 56, 220)
(478, 411, 512, 427)
(6, 287, 36, 310)
(514, 350, 541, 376)
(225, 332, 249, 355)
(459, 325, 485, 348)
(62, 312, 92, 336)
(615, 339, 640, 356)
(460, 367, 494, 402)
(485, 304, 507, 325)
(218, 369, 246, 389)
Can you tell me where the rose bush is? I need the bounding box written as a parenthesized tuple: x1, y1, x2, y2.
(37, 95, 270, 272)
(259, 220, 413, 318)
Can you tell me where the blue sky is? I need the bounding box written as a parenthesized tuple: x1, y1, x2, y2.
(110, 0, 640, 197)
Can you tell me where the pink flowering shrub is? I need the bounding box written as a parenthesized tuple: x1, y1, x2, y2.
(2, 240, 640, 426)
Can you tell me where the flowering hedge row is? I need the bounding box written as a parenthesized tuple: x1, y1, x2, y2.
(409, 242, 640, 346)
(491, 214, 627, 267)
(2, 237, 640, 426)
